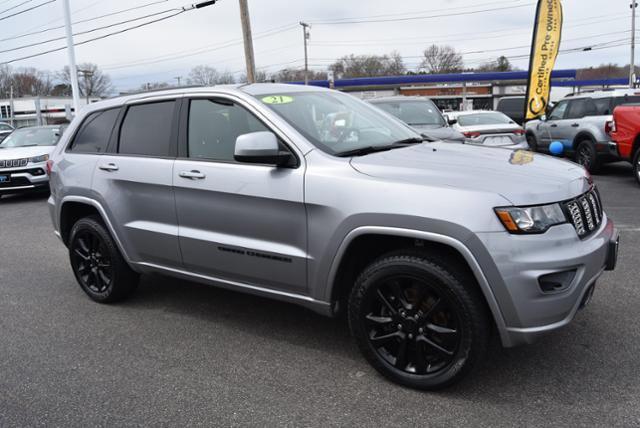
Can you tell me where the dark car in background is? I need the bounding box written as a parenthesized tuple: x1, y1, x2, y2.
(495, 96, 525, 125)
(369, 96, 465, 142)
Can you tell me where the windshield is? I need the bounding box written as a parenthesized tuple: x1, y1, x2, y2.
(0, 127, 61, 148)
(0, 124, 13, 132)
(374, 100, 446, 127)
(258, 91, 419, 155)
(456, 112, 513, 127)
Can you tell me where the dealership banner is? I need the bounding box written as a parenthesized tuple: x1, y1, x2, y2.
(525, 0, 563, 121)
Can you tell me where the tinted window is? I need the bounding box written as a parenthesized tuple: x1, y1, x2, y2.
(497, 98, 524, 113)
(593, 98, 612, 115)
(548, 101, 568, 120)
(188, 99, 271, 162)
(119, 101, 175, 157)
(374, 100, 446, 126)
(70, 108, 119, 153)
(566, 98, 598, 119)
(613, 96, 640, 110)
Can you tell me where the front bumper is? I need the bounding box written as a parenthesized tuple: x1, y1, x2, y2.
(476, 216, 618, 347)
(0, 163, 49, 194)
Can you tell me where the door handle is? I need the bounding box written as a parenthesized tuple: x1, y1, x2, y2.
(98, 163, 119, 172)
(550, 124, 558, 128)
(571, 123, 580, 127)
(179, 170, 206, 180)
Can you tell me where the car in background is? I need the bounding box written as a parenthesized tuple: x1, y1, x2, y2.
(495, 96, 525, 125)
(0, 122, 14, 143)
(0, 125, 65, 198)
(609, 104, 640, 185)
(445, 110, 529, 150)
(369, 96, 465, 142)
(524, 89, 640, 173)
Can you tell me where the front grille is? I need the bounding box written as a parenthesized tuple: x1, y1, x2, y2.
(563, 188, 604, 239)
(0, 158, 28, 168)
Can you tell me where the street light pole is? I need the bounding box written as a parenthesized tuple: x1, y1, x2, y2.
(62, 0, 80, 115)
(632, 1, 638, 88)
(239, 0, 256, 83)
(300, 22, 310, 85)
(174, 76, 182, 87)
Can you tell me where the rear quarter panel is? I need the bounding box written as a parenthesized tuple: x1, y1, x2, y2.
(611, 106, 640, 160)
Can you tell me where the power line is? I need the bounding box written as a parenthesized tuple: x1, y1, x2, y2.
(0, 0, 54, 23)
(0, 0, 170, 44)
(309, 2, 534, 25)
(0, 0, 35, 16)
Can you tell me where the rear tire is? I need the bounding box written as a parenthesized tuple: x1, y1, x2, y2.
(348, 251, 490, 390)
(633, 148, 640, 186)
(575, 139, 601, 174)
(69, 216, 139, 303)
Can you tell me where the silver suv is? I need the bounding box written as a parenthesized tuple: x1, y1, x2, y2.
(48, 84, 619, 390)
(525, 89, 640, 172)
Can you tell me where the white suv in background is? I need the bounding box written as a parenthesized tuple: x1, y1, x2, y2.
(525, 89, 640, 173)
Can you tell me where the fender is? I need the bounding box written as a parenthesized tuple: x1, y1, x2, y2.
(325, 226, 511, 346)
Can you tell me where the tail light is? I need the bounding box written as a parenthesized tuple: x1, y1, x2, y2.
(513, 129, 525, 135)
(463, 131, 481, 138)
(46, 159, 54, 176)
(605, 120, 616, 135)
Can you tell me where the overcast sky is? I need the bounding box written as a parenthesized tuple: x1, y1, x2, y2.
(0, 0, 632, 91)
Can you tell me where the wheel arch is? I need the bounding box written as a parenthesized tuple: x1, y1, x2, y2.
(572, 131, 596, 150)
(326, 227, 509, 344)
(632, 133, 640, 159)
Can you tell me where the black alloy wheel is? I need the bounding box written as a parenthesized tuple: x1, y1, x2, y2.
(633, 148, 640, 186)
(349, 252, 490, 390)
(71, 229, 113, 294)
(576, 140, 600, 173)
(69, 216, 138, 303)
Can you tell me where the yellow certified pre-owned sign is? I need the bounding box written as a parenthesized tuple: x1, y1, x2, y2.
(525, 0, 563, 121)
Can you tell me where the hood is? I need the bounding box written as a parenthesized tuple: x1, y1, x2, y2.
(350, 141, 591, 206)
(0, 145, 56, 160)
(411, 125, 465, 142)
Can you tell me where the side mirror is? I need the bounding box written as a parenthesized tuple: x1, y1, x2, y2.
(447, 118, 458, 126)
(540, 114, 548, 122)
(234, 131, 293, 167)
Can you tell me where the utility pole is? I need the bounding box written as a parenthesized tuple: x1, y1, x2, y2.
(77, 69, 94, 105)
(632, 1, 638, 87)
(300, 22, 310, 85)
(9, 84, 14, 127)
(62, 0, 80, 115)
(174, 76, 182, 87)
(238, 0, 256, 83)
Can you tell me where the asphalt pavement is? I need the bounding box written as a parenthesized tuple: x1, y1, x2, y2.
(0, 162, 638, 427)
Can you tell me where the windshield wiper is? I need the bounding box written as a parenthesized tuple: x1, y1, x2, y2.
(336, 137, 425, 158)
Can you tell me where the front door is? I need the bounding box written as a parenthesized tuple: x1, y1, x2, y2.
(173, 97, 308, 294)
(538, 99, 570, 150)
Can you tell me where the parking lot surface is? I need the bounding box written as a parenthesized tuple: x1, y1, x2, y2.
(0, 162, 638, 427)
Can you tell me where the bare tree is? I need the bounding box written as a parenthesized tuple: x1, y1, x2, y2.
(0, 65, 12, 97)
(187, 66, 235, 86)
(270, 68, 327, 82)
(577, 63, 637, 80)
(58, 63, 112, 97)
(11, 68, 53, 97)
(420, 45, 464, 74)
(139, 82, 170, 92)
(329, 52, 407, 78)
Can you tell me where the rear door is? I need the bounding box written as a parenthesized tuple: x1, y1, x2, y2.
(173, 96, 308, 294)
(92, 98, 182, 268)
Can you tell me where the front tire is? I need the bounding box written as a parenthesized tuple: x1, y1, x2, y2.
(633, 148, 640, 186)
(69, 216, 139, 303)
(576, 139, 601, 174)
(526, 133, 539, 152)
(348, 252, 490, 390)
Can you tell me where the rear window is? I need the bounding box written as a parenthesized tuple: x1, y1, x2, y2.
(457, 112, 513, 126)
(70, 108, 119, 153)
(118, 101, 175, 157)
(613, 96, 640, 110)
(497, 98, 524, 113)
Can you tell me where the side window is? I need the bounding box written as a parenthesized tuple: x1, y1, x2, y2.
(548, 101, 568, 120)
(69, 108, 119, 153)
(594, 98, 612, 115)
(118, 101, 175, 157)
(566, 98, 597, 119)
(187, 99, 271, 162)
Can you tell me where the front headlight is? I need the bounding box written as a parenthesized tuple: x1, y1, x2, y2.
(495, 203, 566, 234)
(29, 154, 49, 163)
